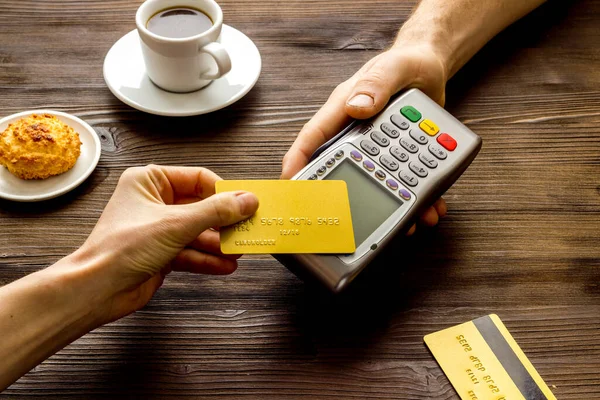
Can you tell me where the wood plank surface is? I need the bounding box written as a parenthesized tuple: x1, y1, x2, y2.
(1, 0, 599, 398)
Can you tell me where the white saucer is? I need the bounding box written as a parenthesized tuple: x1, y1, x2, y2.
(103, 25, 262, 117)
(0, 110, 101, 202)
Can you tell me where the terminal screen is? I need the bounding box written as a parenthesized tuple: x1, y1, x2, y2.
(325, 159, 401, 246)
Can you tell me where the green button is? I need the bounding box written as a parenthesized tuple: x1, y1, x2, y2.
(401, 106, 422, 122)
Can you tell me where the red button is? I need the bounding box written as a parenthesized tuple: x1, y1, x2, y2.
(437, 133, 457, 151)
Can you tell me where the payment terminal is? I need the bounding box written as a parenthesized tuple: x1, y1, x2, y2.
(275, 88, 482, 292)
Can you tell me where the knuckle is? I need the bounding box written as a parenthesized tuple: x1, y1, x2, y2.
(120, 166, 144, 183)
(144, 163, 160, 172)
(299, 120, 312, 134)
(143, 164, 162, 178)
(356, 70, 386, 90)
(210, 195, 236, 223)
(300, 121, 327, 143)
(194, 167, 210, 197)
(311, 124, 328, 144)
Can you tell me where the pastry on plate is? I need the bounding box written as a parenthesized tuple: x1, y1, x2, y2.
(0, 113, 82, 180)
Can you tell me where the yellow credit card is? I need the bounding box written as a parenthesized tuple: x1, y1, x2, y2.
(216, 180, 355, 254)
(424, 314, 556, 400)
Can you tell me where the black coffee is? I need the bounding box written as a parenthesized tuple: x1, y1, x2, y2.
(147, 7, 213, 38)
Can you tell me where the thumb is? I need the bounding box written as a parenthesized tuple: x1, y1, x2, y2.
(345, 50, 417, 120)
(176, 191, 259, 235)
(344, 46, 450, 119)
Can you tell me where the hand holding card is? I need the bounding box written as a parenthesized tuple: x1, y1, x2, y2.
(216, 180, 355, 254)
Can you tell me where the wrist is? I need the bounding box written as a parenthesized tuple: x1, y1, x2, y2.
(45, 247, 118, 328)
(393, 18, 455, 82)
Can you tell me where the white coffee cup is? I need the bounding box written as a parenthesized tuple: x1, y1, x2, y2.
(136, 0, 232, 92)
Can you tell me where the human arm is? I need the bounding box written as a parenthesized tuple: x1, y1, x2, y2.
(0, 165, 259, 390)
(281, 0, 546, 234)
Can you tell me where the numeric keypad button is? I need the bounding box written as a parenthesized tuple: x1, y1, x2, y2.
(380, 123, 400, 138)
(409, 129, 428, 145)
(390, 146, 409, 162)
(399, 170, 419, 187)
(380, 154, 400, 171)
(400, 137, 419, 154)
(409, 161, 428, 178)
(371, 130, 390, 147)
(419, 152, 438, 169)
(360, 140, 380, 156)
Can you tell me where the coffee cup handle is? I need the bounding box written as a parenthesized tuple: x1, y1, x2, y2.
(199, 42, 232, 80)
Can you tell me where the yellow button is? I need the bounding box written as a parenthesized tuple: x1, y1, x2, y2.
(419, 119, 439, 136)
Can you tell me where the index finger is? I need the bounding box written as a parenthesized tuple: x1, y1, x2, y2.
(280, 82, 353, 179)
(141, 165, 223, 203)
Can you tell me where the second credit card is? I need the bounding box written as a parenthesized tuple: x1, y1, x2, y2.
(424, 314, 556, 400)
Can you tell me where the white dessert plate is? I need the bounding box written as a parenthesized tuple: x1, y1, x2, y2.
(0, 110, 101, 202)
(103, 24, 262, 117)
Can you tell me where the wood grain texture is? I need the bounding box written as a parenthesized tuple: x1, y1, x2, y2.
(1, 0, 599, 398)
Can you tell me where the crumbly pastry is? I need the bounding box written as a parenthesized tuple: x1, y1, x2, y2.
(0, 113, 82, 180)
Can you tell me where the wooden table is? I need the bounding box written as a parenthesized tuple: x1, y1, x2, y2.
(1, 0, 599, 398)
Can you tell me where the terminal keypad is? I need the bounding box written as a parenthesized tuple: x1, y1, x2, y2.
(316, 101, 461, 201)
(358, 104, 458, 188)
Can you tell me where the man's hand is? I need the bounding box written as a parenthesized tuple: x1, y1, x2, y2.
(281, 44, 449, 234)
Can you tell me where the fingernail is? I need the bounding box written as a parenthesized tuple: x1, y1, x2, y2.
(347, 93, 374, 108)
(235, 192, 259, 216)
